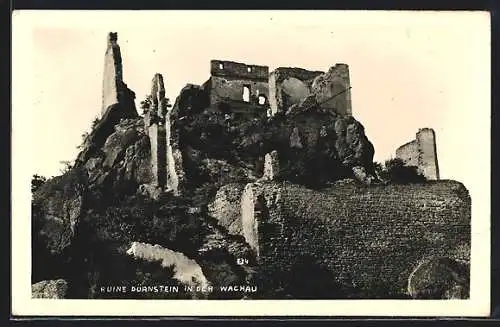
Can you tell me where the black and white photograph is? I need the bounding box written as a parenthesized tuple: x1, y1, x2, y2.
(11, 10, 490, 316)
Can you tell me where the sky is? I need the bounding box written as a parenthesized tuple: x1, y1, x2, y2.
(11, 10, 492, 316)
(13, 10, 489, 192)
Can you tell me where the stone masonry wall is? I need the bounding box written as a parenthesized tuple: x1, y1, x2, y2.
(100, 32, 137, 121)
(208, 60, 269, 113)
(416, 128, 440, 180)
(396, 128, 440, 180)
(148, 124, 167, 188)
(250, 181, 470, 298)
(395, 140, 419, 167)
(269, 64, 352, 116)
(268, 67, 323, 116)
(102, 32, 123, 116)
(311, 64, 352, 116)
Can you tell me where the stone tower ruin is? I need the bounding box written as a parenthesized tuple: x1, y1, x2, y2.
(143, 73, 182, 195)
(395, 128, 440, 180)
(101, 32, 137, 118)
(144, 74, 168, 189)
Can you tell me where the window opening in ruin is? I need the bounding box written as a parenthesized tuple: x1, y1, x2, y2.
(258, 95, 266, 105)
(243, 86, 250, 102)
(247, 66, 252, 73)
(219, 63, 224, 70)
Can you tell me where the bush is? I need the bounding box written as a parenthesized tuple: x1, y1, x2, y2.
(31, 174, 47, 194)
(375, 158, 426, 184)
(83, 194, 209, 257)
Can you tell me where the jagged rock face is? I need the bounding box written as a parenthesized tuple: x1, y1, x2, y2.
(173, 84, 376, 187)
(32, 168, 87, 262)
(32, 118, 153, 279)
(83, 118, 153, 197)
(32, 279, 68, 299)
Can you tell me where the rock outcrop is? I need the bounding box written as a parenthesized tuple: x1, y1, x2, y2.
(32, 279, 68, 299)
(173, 84, 377, 187)
(407, 257, 469, 299)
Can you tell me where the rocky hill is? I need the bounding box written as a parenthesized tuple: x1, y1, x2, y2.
(31, 32, 470, 300)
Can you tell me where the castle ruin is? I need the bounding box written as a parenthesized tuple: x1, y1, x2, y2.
(395, 128, 440, 180)
(203, 60, 270, 117)
(144, 74, 168, 189)
(200, 59, 353, 118)
(101, 32, 137, 119)
(269, 64, 352, 116)
(100, 33, 182, 195)
(142, 73, 183, 195)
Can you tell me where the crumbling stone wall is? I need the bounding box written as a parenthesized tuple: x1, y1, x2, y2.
(268, 67, 323, 116)
(269, 64, 352, 117)
(396, 128, 440, 180)
(165, 111, 183, 195)
(102, 32, 122, 115)
(145, 74, 168, 189)
(243, 181, 470, 298)
(395, 140, 419, 167)
(241, 182, 284, 258)
(416, 128, 440, 180)
(148, 124, 167, 188)
(142, 73, 185, 195)
(311, 64, 352, 116)
(101, 32, 137, 118)
(206, 60, 269, 115)
(262, 150, 280, 180)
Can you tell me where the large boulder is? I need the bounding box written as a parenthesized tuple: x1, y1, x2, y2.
(32, 279, 68, 299)
(407, 257, 470, 299)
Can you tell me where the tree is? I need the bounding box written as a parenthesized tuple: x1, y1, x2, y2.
(31, 174, 47, 194)
(373, 161, 385, 180)
(139, 95, 152, 116)
(59, 160, 74, 174)
(91, 117, 101, 130)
